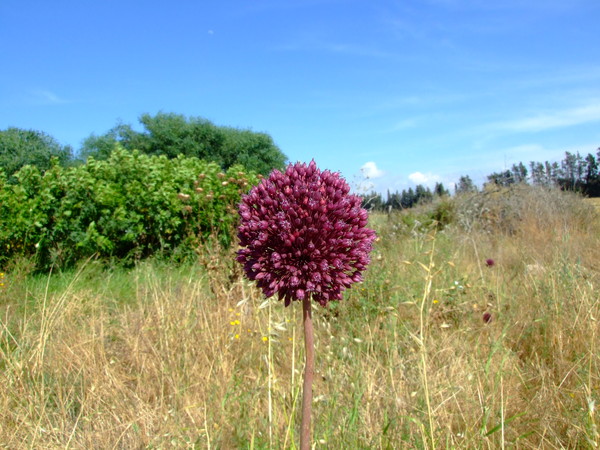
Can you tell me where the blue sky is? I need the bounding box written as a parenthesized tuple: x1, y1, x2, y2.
(1, 0, 599, 193)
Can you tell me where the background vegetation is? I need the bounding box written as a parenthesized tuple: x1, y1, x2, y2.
(0, 147, 258, 271)
(0, 128, 74, 183)
(1, 114, 280, 271)
(363, 148, 600, 212)
(1, 112, 286, 180)
(1, 184, 598, 448)
(1, 119, 599, 447)
(79, 112, 286, 176)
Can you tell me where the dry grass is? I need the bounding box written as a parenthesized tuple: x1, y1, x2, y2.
(0, 185, 599, 448)
(586, 197, 600, 213)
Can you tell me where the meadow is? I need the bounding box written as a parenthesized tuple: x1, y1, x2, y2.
(0, 185, 598, 448)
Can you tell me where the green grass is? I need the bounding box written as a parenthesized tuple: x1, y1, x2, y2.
(0, 185, 599, 448)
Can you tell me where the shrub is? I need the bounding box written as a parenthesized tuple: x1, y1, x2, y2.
(453, 184, 595, 236)
(0, 147, 258, 270)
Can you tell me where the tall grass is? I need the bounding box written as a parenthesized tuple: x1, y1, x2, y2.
(0, 185, 598, 448)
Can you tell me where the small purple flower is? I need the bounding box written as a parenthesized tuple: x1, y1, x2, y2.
(483, 312, 492, 323)
(485, 258, 495, 267)
(237, 160, 376, 306)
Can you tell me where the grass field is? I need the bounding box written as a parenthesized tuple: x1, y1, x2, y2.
(586, 197, 600, 213)
(0, 185, 599, 448)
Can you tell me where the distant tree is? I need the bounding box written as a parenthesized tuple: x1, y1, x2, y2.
(0, 127, 73, 181)
(530, 161, 546, 185)
(433, 182, 450, 197)
(548, 161, 561, 184)
(575, 152, 586, 183)
(486, 170, 514, 187)
(415, 184, 433, 204)
(385, 189, 402, 210)
(455, 175, 477, 194)
(511, 162, 528, 183)
(79, 112, 287, 175)
(561, 151, 577, 185)
(79, 122, 135, 161)
(583, 152, 600, 196)
(220, 127, 286, 176)
(481, 147, 599, 196)
(361, 191, 383, 210)
(402, 187, 416, 208)
(134, 113, 225, 160)
(584, 153, 598, 184)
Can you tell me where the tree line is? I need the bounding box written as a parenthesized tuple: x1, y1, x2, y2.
(485, 149, 600, 196)
(0, 112, 287, 182)
(1, 116, 598, 209)
(361, 148, 600, 211)
(361, 182, 451, 211)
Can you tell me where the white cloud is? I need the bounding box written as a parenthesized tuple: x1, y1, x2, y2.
(360, 161, 384, 178)
(30, 89, 69, 105)
(492, 103, 600, 133)
(408, 171, 441, 186)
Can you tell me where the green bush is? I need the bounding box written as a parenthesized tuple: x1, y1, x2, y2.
(0, 147, 258, 270)
(431, 198, 456, 228)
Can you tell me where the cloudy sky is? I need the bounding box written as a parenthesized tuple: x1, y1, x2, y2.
(1, 0, 599, 193)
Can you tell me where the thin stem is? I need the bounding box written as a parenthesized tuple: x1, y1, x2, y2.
(268, 298, 273, 448)
(300, 296, 314, 450)
(419, 233, 436, 450)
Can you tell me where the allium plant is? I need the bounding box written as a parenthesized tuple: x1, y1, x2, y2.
(237, 160, 376, 449)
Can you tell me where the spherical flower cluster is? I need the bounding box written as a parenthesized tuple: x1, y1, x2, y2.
(237, 160, 376, 306)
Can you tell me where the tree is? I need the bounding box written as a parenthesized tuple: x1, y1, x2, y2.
(79, 123, 136, 161)
(415, 184, 433, 204)
(547, 161, 561, 185)
(0, 127, 73, 181)
(530, 161, 546, 185)
(584, 153, 598, 184)
(561, 151, 577, 185)
(433, 182, 449, 197)
(511, 162, 528, 183)
(583, 152, 600, 196)
(401, 187, 416, 208)
(220, 127, 287, 176)
(455, 175, 476, 194)
(79, 112, 287, 175)
(361, 191, 383, 210)
(486, 170, 514, 187)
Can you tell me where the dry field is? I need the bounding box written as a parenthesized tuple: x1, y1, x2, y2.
(585, 197, 600, 213)
(0, 186, 599, 448)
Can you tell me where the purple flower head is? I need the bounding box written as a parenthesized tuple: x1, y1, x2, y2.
(237, 160, 376, 306)
(485, 258, 495, 267)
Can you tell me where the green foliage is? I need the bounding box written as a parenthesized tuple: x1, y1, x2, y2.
(455, 174, 477, 194)
(0, 127, 73, 181)
(0, 147, 258, 270)
(431, 198, 456, 228)
(220, 126, 286, 175)
(79, 112, 287, 175)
